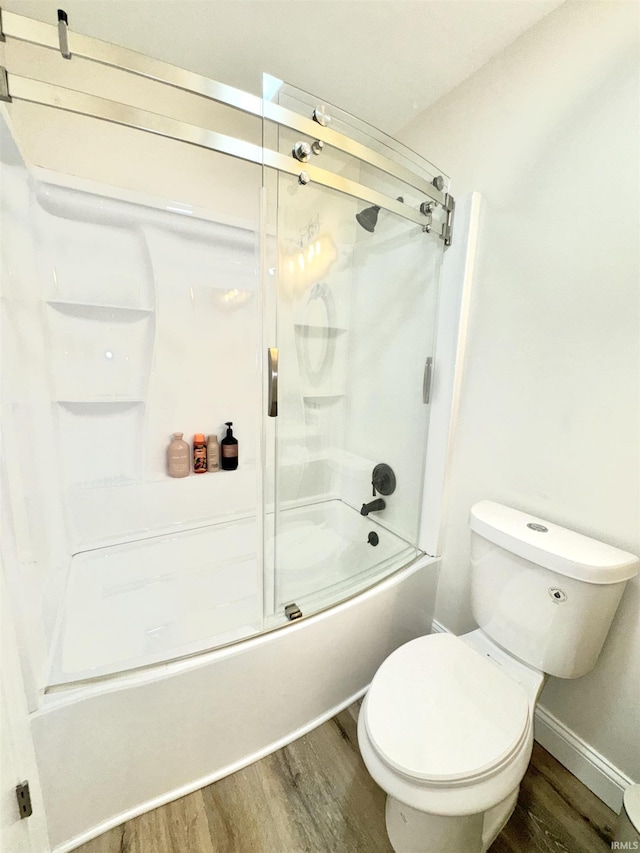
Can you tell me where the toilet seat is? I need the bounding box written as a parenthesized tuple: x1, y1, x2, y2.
(365, 633, 530, 785)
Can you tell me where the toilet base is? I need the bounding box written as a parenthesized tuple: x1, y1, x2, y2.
(385, 789, 519, 853)
(386, 797, 483, 853)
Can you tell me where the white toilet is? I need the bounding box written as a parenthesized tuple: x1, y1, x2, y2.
(615, 784, 640, 848)
(358, 500, 639, 853)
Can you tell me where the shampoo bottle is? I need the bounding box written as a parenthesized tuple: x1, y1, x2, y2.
(167, 432, 190, 478)
(193, 433, 207, 473)
(207, 435, 220, 472)
(221, 422, 238, 471)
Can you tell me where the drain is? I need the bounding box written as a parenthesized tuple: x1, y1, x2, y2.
(368, 531, 379, 546)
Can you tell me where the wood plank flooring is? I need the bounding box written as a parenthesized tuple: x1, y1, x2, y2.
(489, 743, 616, 853)
(77, 708, 617, 853)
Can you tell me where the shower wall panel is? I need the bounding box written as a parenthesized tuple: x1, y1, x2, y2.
(345, 218, 442, 543)
(30, 181, 261, 552)
(1, 116, 64, 701)
(1, 110, 263, 690)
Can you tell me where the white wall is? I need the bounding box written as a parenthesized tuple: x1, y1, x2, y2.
(400, 0, 639, 785)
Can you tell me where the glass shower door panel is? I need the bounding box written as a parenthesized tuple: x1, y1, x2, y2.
(263, 81, 446, 621)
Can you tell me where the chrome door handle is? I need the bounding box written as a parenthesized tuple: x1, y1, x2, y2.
(423, 357, 433, 404)
(268, 347, 278, 417)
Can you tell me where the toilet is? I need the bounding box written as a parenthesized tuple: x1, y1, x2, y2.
(358, 501, 639, 853)
(615, 784, 640, 848)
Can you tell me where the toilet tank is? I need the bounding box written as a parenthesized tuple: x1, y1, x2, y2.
(470, 501, 639, 678)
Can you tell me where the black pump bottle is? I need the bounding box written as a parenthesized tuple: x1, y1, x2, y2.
(221, 421, 238, 470)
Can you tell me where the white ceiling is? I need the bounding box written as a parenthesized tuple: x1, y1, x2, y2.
(3, 0, 564, 133)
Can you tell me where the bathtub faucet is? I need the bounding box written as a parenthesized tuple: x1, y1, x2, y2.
(361, 498, 386, 516)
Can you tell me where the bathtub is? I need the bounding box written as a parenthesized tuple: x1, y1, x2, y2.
(33, 529, 438, 851)
(48, 498, 421, 685)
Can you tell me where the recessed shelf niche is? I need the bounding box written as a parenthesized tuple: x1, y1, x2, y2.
(46, 299, 155, 401)
(47, 301, 154, 318)
(56, 400, 145, 490)
(293, 323, 348, 335)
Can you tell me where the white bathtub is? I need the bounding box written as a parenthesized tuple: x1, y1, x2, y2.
(48, 498, 419, 685)
(32, 553, 438, 852)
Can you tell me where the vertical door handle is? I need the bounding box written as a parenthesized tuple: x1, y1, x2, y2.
(423, 357, 433, 404)
(268, 347, 278, 417)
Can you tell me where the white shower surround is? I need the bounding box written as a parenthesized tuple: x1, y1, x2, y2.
(27, 192, 476, 852)
(1, 98, 478, 851)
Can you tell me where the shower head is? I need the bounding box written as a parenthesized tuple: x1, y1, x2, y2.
(355, 197, 404, 233)
(355, 205, 380, 233)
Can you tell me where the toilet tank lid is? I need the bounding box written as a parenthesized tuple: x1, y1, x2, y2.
(470, 501, 639, 584)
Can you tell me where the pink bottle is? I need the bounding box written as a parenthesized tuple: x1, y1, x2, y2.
(167, 433, 190, 478)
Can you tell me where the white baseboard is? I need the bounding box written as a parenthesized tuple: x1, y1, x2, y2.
(346, 698, 363, 724)
(430, 620, 630, 813)
(534, 705, 631, 813)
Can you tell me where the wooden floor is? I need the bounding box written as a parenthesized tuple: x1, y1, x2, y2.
(78, 708, 616, 853)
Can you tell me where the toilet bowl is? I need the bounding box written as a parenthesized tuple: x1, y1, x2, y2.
(358, 631, 544, 853)
(615, 784, 640, 848)
(358, 501, 639, 853)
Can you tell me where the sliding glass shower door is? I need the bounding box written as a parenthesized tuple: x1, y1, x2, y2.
(262, 79, 448, 625)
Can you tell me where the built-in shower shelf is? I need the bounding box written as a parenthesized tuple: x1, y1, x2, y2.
(302, 392, 346, 401)
(66, 475, 142, 490)
(64, 467, 258, 552)
(46, 301, 154, 320)
(63, 460, 256, 492)
(294, 323, 348, 335)
(56, 399, 145, 407)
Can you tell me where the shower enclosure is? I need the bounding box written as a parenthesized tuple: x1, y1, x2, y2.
(0, 10, 463, 850)
(2, 10, 452, 688)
